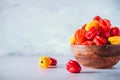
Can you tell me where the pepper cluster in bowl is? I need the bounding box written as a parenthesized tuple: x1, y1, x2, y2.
(70, 16, 120, 46)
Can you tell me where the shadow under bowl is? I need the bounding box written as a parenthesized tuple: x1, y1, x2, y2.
(71, 44, 120, 69)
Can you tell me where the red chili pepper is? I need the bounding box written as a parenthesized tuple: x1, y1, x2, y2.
(85, 27, 98, 40)
(99, 18, 111, 31)
(82, 40, 94, 45)
(74, 29, 86, 44)
(99, 29, 110, 39)
(93, 16, 101, 22)
(49, 57, 57, 66)
(93, 37, 101, 46)
(66, 60, 81, 73)
(110, 27, 120, 36)
(93, 36, 107, 46)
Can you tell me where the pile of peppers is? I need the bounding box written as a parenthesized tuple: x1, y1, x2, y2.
(70, 16, 120, 46)
(39, 16, 120, 73)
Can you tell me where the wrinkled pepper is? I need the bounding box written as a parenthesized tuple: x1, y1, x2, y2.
(110, 27, 120, 36)
(85, 20, 99, 31)
(82, 40, 94, 45)
(39, 56, 51, 68)
(49, 57, 57, 66)
(85, 27, 98, 40)
(108, 36, 120, 44)
(66, 60, 81, 73)
(93, 16, 101, 22)
(93, 36, 107, 46)
(99, 29, 110, 39)
(99, 18, 111, 31)
(74, 29, 86, 44)
(39, 56, 57, 68)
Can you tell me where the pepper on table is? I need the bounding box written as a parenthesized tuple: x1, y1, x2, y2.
(49, 57, 57, 66)
(66, 60, 81, 73)
(39, 56, 57, 68)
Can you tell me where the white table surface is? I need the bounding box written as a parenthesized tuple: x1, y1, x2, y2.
(0, 56, 120, 80)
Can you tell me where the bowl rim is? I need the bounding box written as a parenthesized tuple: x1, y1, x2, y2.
(71, 44, 120, 57)
(71, 44, 120, 47)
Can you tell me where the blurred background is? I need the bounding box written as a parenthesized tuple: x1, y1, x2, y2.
(0, 0, 120, 56)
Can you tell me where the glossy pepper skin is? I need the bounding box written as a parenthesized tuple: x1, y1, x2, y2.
(66, 60, 81, 73)
(74, 29, 86, 44)
(70, 16, 120, 46)
(93, 36, 107, 46)
(82, 40, 94, 45)
(110, 27, 120, 36)
(108, 36, 120, 44)
(39, 56, 51, 68)
(49, 57, 57, 66)
(93, 16, 101, 22)
(85, 20, 99, 31)
(99, 18, 111, 31)
(85, 27, 98, 40)
(99, 29, 110, 39)
(70, 36, 75, 44)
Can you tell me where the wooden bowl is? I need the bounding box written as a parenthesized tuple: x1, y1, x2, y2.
(71, 44, 120, 68)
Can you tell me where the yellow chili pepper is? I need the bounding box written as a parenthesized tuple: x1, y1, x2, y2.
(70, 36, 75, 44)
(85, 20, 99, 31)
(108, 36, 120, 44)
(39, 56, 51, 68)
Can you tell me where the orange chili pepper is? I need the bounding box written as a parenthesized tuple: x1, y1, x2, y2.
(74, 29, 86, 44)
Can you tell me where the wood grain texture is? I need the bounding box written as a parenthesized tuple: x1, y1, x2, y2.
(71, 44, 120, 68)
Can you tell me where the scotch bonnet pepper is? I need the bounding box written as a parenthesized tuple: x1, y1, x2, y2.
(110, 27, 120, 36)
(82, 40, 94, 45)
(99, 18, 111, 31)
(85, 20, 99, 31)
(108, 36, 120, 44)
(93, 16, 101, 22)
(70, 16, 120, 46)
(93, 36, 107, 46)
(66, 60, 81, 73)
(74, 29, 86, 44)
(70, 36, 75, 44)
(39, 56, 51, 68)
(49, 57, 57, 66)
(85, 27, 98, 40)
(39, 56, 57, 68)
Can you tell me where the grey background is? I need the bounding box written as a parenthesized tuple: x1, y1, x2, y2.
(0, 0, 120, 56)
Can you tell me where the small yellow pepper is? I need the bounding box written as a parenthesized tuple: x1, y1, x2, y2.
(70, 36, 75, 44)
(39, 56, 51, 68)
(85, 20, 99, 31)
(108, 36, 120, 44)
